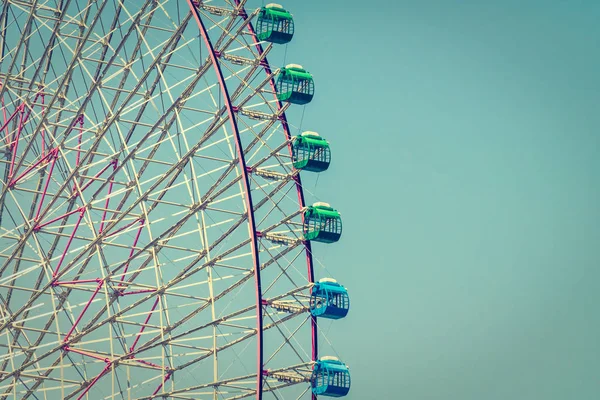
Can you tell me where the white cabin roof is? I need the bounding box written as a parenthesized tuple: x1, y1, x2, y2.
(319, 278, 338, 284)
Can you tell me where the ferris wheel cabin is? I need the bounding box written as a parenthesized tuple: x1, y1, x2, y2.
(293, 132, 331, 172)
(311, 357, 351, 397)
(303, 202, 342, 243)
(277, 64, 314, 105)
(310, 278, 349, 319)
(256, 4, 294, 44)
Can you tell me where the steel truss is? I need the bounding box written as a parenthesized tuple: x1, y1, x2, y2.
(0, 1, 335, 399)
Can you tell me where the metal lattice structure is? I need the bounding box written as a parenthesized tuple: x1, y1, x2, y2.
(0, 1, 348, 399)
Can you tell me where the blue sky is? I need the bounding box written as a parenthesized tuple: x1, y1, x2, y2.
(270, 1, 600, 398)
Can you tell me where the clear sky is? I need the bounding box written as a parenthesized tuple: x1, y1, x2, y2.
(267, 0, 600, 398)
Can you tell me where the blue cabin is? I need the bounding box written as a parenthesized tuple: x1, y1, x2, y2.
(310, 278, 349, 320)
(311, 357, 351, 397)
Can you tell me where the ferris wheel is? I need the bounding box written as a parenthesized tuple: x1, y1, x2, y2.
(0, 1, 351, 399)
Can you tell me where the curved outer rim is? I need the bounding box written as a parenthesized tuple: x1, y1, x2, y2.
(233, 1, 319, 397)
(186, 2, 264, 398)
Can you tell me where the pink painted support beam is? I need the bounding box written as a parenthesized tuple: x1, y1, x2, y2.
(34, 148, 60, 220)
(55, 279, 100, 285)
(63, 279, 103, 342)
(151, 372, 172, 397)
(35, 206, 85, 231)
(8, 113, 83, 191)
(8, 107, 26, 180)
(129, 296, 160, 353)
(99, 160, 117, 234)
(65, 346, 114, 398)
(52, 209, 85, 277)
(0, 103, 24, 143)
(64, 346, 111, 363)
(76, 363, 111, 400)
(119, 218, 145, 285)
(9, 147, 55, 187)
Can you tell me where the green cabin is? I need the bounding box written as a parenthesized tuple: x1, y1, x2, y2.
(293, 131, 331, 172)
(277, 64, 314, 105)
(303, 202, 342, 243)
(256, 4, 294, 44)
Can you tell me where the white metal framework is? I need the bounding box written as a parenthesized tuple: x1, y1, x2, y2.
(0, 1, 339, 399)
